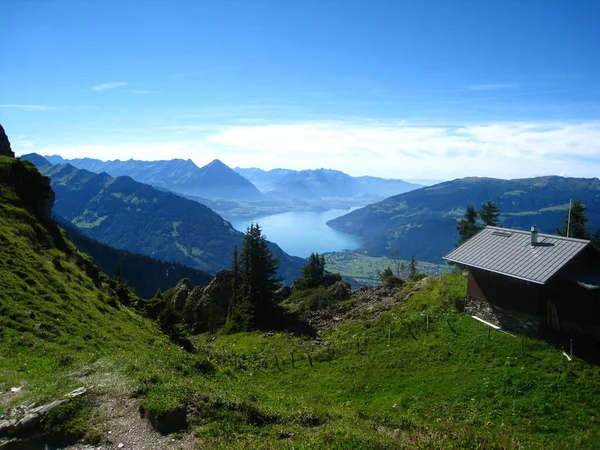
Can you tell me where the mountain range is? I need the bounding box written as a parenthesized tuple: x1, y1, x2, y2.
(328, 175, 600, 263)
(45, 155, 264, 201)
(44, 155, 422, 219)
(233, 167, 421, 201)
(23, 154, 305, 284)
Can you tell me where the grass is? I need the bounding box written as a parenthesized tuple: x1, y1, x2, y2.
(2, 157, 600, 448)
(324, 250, 450, 285)
(179, 274, 600, 449)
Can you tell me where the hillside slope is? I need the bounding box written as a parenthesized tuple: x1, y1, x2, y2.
(22, 155, 304, 284)
(46, 155, 263, 200)
(328, 176, 600, 262)
(0, 155, 199, 446)
(54, 215, 213, 299)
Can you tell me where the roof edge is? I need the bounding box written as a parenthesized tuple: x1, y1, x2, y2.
(442, 256, 546, 285)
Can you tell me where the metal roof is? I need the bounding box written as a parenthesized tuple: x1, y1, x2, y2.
(444, 226, 591, 284)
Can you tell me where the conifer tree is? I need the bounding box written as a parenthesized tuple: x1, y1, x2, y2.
(479, 201, 500, 226)
(301, 253, 326, 288)
(558, 199, 589, 239)
(225, 224, 281, 331)
(456, 205, 480, 245)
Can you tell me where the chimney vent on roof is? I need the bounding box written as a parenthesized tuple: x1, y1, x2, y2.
(530, 225, 539, 246)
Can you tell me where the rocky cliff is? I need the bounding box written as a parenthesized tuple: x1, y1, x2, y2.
(0, 157, 54, 219)
(0, 124, 15, 158)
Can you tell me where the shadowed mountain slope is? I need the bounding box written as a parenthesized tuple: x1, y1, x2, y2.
(54, 215, 213, 299)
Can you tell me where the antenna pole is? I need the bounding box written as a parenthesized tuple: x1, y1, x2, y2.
(567, 199, 572, 238)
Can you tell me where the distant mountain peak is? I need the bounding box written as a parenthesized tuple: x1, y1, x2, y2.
(207, 159, 228, 168)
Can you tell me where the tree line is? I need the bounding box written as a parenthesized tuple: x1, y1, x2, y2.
(456, 199, 599, 245)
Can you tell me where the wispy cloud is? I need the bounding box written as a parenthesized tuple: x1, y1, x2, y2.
(0, 104, 50, 111)
(92, 81, 127, 91)
(468, 83, 519, 91)
(26, 120, 600, 180)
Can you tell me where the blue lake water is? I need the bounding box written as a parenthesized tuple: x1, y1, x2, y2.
(232, 209, 363, 258)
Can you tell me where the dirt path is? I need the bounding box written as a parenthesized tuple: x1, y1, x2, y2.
(64, 394, 194, 450)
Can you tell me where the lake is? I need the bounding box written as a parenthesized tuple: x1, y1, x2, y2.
(231, 209, 363, 258)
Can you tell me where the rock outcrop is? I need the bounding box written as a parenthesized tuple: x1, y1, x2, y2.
(169, 272, 233, 333)
(0, 387, 86, 441)
(0, 124, 14, 158)
(0, 158, 55, 219)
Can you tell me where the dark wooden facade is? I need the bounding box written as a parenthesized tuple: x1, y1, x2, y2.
(467, 248, 600, 338)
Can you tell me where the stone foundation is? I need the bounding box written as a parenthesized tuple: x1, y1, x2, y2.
(463, 297, 542, 336)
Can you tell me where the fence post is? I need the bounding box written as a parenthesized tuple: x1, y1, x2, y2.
(275, 355, 282, 371)
(388, 328, 391, 345)
(307, 352, 313, 367)
(426, 314, 429, 333)
(291, 351, 295, 368)
(570, 339, 573, 358)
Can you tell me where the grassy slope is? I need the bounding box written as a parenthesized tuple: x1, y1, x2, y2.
(184, 275, 599, 449)
(0, 157, 204, 442)
(2, 156, 599, 448)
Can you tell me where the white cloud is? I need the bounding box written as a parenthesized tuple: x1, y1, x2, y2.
(92, 81, 127, 91)
(205, 121, 600, 179)
(0, 104, 49, 111)
(20, 120, 600, 181)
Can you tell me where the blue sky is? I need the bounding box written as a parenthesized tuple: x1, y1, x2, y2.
(1, 0, 599, 179)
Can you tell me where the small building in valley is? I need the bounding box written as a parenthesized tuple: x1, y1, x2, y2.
(444, 226, 600, 341)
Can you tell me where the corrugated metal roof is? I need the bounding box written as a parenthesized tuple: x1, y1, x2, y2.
(444, 226, 591, 284)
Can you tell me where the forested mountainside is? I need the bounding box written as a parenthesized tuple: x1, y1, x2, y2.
(45, 155, 263, 200)
(22, 154, 304, 284)
(328, 176, 600, 262)
(54, 215, 213, 299)
(234, 166, 421, 201)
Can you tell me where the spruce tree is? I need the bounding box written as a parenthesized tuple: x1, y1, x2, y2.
(226, 223, 281, 331)
(456, 205, 480, 245)
(558, 199, 589, 239)
(301, 253, 326, 288)
(479, 201, 500, 226)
